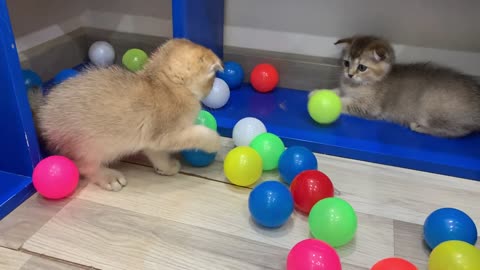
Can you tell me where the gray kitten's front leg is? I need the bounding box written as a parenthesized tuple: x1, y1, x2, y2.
(341, 97, 381, 119)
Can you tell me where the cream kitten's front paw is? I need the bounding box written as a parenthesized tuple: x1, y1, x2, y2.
(194, 125, 221, 153)
(95, 167, 127, 191)
(142, 149, 181, 176)
(154, 158, 181, 176)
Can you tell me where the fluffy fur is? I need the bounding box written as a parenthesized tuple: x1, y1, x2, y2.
(30, 39, 223, 191)
(310, 35, 480, 138)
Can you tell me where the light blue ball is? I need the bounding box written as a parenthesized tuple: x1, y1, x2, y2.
(22, 69, 42, 89)
(424, 207, 477, 249)
(216, 61, 244, 89)
(249, 181, 294, 228)
(53, 69, 79, 85)
(278, 146, 318, 184)
(181, 149, 216, 167)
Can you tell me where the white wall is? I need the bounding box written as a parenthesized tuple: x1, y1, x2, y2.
(225, 0, 480, 52)
(7, 0, 480, 75)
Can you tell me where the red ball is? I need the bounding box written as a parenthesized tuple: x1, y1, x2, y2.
(250, 63, 279, 93)
(371, 257, 417, 270)
(290, 170, 334, 214)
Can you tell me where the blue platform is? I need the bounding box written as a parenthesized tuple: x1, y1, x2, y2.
(206, 85, 480, 182)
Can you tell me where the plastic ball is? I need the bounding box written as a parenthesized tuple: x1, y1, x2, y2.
(424, 207, 477, 250)
(248, 181, 294, 228)
(181, 149, 216, 167)
(22, 69, 42, 89)
(202, 78, 230, 109)
(122, 48, 148, 72)
(309, 197, 358, 247)
(232, 117, 267, 146)
(224, 146, 263, 187)
(428, 240, 480, 270)
(308, 90, 342, 124)
(216, 61, 244, 89)
(371, 257, 417, 270)
(249, 133, 285, 171)
(287, 239, 341, 270)
(88, 41, 115, 67)
(32, 156, 79, 199)
(290, 170, 334, 214)
(53, 69, 79, 85)
(181, 110, 218, 167)
(278, 146, 318, 184)
(250, 63, 279, 93)
(195, 110, 217, 131)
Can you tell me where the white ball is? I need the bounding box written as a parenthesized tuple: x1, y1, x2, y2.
(202, 78, 230, 109)
(88, 41, 115, 67)
(232, 117, 267, 146)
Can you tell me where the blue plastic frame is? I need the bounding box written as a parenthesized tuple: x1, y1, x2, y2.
(172, 0, 224, 58)
(0, 0, 42, 220)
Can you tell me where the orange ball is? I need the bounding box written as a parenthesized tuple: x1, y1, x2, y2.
(371, 257, 417, 270)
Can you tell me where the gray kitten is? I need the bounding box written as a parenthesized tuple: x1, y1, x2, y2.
(311, 35, 480, 138)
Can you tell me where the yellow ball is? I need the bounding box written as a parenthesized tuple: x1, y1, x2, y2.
(224, 146, 263, 187)
(429, 240, 480, 270)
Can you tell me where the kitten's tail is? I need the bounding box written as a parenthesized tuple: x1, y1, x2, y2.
(27, 87, 45, 119)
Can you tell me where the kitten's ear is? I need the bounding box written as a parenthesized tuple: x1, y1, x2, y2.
(334, 38, 353, 46)
(373, 47, 388, 61)
(210, 61, 224, 73)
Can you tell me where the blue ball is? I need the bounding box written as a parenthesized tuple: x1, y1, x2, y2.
(53, 69, 79, 85)
(248, 181, 294, 228)
(278, 146, 317, 184)
(22, 69, 42, 89)
(424, 207, 477, 249)
(181, 149, 216, 167)
(216, 61, 244, 89)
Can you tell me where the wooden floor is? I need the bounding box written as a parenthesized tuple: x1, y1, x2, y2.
(1, 137, 479, 270)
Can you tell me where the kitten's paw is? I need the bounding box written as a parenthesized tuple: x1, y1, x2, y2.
(409, 122, 421, 130)
(308, 90, 319, 99)
(96, 168, 127, 192)
(340, 97, 353, 114)
(154, 158, 181, 176)
(194, 125, 221, 153)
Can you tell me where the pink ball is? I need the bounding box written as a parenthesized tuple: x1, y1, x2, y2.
(32, 156, 79, 199)
(287, 239, 342, 270)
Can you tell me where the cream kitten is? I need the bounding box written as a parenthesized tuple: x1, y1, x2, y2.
(310, 35, 480, 138)
(31, 39, 223, 191)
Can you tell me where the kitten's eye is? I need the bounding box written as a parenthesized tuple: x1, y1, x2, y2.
(343, 60, 350, 68)
(357, 64, 368, 72)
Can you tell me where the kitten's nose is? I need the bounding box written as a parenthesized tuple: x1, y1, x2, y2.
(348, 74, 354, 78)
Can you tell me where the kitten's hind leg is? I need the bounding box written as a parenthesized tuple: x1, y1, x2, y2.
(91, 167, 127, 191)
(143, 149, 180, 176)
(73, 152, 127, 191)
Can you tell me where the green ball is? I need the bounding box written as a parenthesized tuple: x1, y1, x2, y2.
(249, 133, 285, 171)
(308, 89, 342, 124)
(308, 197, 357, 247)
(196, 110, 217, 131)
(122, 48, 148, 72)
